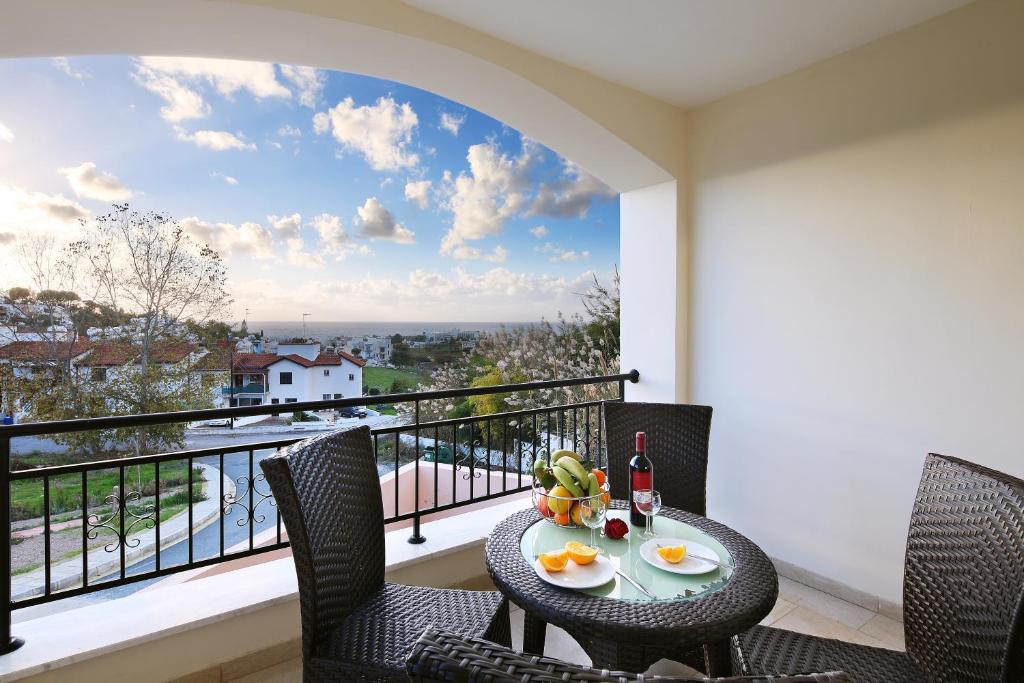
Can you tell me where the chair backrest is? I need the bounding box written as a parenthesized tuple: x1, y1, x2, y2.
(260, 425, 385, 657)
(603, 402, 712, 516)
(406, 627, 849, 682)
(903, 453, 1024, 682)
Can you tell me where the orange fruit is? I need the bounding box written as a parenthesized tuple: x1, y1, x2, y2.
(600, 491, 611, 505)
(565, 541, 598, 565)
(569, 502, 583, 527)
(553, 511, 571, 526)
(539, 550, 569, 572)
(547, 485, 572, 514)
(657, 545, 687, 564)
(591, 468, 607, 487)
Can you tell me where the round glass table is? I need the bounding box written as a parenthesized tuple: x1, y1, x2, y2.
(485, 502, 778, 675)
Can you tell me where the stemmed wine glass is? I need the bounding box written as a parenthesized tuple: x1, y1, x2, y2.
(633, 489, 662, 538)
(579, 495, 608, 548)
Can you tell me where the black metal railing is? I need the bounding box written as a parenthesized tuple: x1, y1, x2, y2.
(0, 369, 638, 653)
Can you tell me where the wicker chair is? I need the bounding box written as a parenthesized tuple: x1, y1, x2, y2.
(260, 426, 510, 682)
(733, 453, 1024, 682)
(406, 627, 849, 682)
(558, 402, 714, 673)
(604, 402, 713, 515)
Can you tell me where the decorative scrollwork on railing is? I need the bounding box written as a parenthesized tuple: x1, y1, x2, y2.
(86, 489, 156, 553)
(455, 437, 486, 481)
(223, 472, 276, 527)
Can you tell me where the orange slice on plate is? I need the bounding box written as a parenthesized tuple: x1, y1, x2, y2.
(538, 550, 570, 572)
(657, 545, 687, 564)
(564, 541, 598, 565)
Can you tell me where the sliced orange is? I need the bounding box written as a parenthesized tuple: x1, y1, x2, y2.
(539, 550, 570, 572)
(656, 545, 687, 564)
(565, 541, 598, 565)
(591, 468, 607, 487)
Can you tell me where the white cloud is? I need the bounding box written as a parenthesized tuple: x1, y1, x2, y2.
(439, 111, 465, 136)
(133, 65, 209, 123)
(175, 127, 256, 151)
(211, 172, 239, 185)
(313, 97, 419, 171)
(404, 180, 433, 209)
(310, 213, 373, 260)
(439, 139, 537, 255)
(267, 141, 283, 150)
(539, 242, 589, 262)
(380, 177, 394, 188)
(279, 65, 325, 108)
(268, 213, 302, 239)
(180, 216, 275, 259)
(526, 160, 617, 218)
(450, 244, 508, 263)
(354, 197, 415, 244)
(277, 124, 302, 138)
(137, 57, 291, 101)
(0, 183, 90, 236)
(52, 57, 89, 80)
(0, 122, 13, 144)
(529, 225, 548, 239)
(58, 162, 133, 202)
(486, 245, 509, 263)
(267, 213, 322, 266)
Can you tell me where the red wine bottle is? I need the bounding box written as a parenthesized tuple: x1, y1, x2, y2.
(628, 431, 652, 526)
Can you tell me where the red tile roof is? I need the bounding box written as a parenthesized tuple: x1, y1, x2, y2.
(0, 339, 94, 363)
(78, 341, 196, 367)
(265, 351, 366, 368)
(231, 353, 281, 371)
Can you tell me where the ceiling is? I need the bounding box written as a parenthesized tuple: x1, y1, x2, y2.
(403, 0, 972, 107)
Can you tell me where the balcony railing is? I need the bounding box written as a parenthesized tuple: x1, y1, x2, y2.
(0, 369, 639, 653)
(220, 383, 267, 396)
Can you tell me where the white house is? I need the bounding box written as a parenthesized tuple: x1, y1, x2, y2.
(342, 336, 392, 367)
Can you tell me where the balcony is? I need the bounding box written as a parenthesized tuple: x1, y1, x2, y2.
(220, 383, 267, 397)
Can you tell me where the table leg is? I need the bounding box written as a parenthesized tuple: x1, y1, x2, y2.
(522, 612, 547, 655)
(704, 639, 732, 677)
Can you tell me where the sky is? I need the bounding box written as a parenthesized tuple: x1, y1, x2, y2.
(0, 56, 619, 323)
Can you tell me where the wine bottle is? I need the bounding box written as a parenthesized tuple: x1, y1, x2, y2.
(628, 431, 652, 526)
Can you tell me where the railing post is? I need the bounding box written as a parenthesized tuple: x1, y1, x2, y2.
(408, 399, 425, 544)
(0, 433, 24, 654)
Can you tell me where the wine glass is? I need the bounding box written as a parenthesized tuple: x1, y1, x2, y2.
(633, 489, 662, 538)
(579, 495, 608, 548)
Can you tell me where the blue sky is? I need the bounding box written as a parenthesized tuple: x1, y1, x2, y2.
(0, 56, 619, 322)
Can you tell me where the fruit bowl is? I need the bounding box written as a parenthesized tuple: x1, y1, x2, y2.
(531, 448, 611, 528)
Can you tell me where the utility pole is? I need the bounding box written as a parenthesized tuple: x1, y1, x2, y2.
(228, 332, 235, 430)
(302, 313, 311, 340)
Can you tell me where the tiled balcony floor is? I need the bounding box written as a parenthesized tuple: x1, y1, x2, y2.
(231, 575, 906, 682)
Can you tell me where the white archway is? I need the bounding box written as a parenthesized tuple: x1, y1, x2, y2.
(1, 0, 687, 401)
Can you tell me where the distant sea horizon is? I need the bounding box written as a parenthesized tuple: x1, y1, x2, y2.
(247, 321, 538, 340)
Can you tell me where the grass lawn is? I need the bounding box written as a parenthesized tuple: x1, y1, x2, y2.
(363, 367, 427, 394)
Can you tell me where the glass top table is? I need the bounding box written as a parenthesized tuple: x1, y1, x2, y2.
(519, 509, 734, 602)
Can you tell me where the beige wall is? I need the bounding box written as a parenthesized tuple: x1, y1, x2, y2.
(687, 0, 1024, 603)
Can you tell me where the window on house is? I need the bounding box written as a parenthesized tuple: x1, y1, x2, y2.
(323, 369, 330, 376)
(280, 371, 292, 385)
(334, 393, 343, 399)
(348, 373, 355, 381)
(285, 398, 297, 403)
(271, 399, 279, 404)
(322, 394, 331, 400)
(90, 367, 107, 382)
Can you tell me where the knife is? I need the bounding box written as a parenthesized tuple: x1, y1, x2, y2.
(613, 566, 656, 599)
(657, 544, 735, 569)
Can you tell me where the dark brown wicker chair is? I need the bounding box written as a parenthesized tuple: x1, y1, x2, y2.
(560, 402, 714, 673)
(604, 402, 713, 516)
(406, 627, 849, 682)
(260, 426, 510, 682)
(733, 453, 1024, 682)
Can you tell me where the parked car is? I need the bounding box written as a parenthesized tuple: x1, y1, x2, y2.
(337, 407, 368, 419)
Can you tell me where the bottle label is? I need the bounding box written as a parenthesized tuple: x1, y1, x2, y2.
(630, 471, 652, 519)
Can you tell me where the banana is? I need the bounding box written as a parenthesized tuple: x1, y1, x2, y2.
(550, 448, 582, 462)
(587, 472, 601, 497)
(551, 465, 585, 497)
(556, 455, 589, 489)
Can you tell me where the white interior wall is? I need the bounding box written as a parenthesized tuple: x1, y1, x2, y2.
(688, 0, 1024, 604)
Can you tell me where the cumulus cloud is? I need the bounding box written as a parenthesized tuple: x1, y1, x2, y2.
(438, 139, 537, 255)
(133, 65, 209, 123)
(175, 127, 256, 151)
(354, 197, 415, 244)
(529, 225, 548, 239)
(52, 57, 90, 80)
(450, 244, 508, 263)
(137, 57, 290, 101)
(279, 65, 325, 108)
(277, 124, 302, 138)
(211, 172, 239, 185)
(539, 242, 589, 263)
(58, 162, 133, 202)
(0, 122, 13, 144)
(404, 180, 432, 209)
(267, 213, 322, 266)
(439, 111, 465, 136)
(180, 216, 275, 259)
(526, 160, 616, 219)
(313, 96, 419, 171)
(0, 184, 90, 239)
(310, 213, 372, 260)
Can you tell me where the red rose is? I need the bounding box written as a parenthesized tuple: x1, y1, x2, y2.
(604, 518, 628, 540)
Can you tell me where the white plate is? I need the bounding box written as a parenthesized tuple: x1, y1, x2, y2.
(639, 538, 721, 575)
(533, 553, 615, 590)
